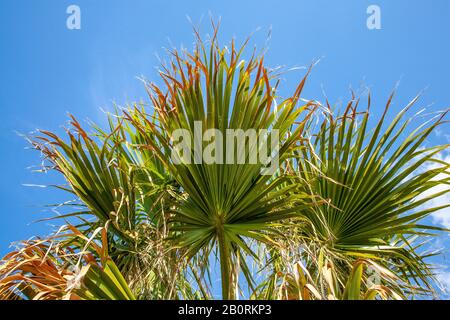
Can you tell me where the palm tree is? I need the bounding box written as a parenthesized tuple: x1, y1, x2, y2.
(122, 30, 318, 299)
(256, 95, 450, 299)
(0, 28, 448, 300)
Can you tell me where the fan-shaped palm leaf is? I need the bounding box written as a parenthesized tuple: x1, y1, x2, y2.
(125, 30, 316, 298)
(292, 93, 450, 294)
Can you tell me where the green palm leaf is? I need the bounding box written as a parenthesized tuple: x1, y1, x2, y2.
(294, 93, 450, 294)
(125, 33, 315, 299)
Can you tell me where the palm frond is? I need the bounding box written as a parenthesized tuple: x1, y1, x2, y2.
(292, 93, 450, 294)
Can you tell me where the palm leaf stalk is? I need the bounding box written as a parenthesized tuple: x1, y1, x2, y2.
(253, 258, 403, 300)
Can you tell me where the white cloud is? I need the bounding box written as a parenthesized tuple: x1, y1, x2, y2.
(434, 129, 450, 144)
(416, 150, 450, 228)
(437, 271, 450, 296)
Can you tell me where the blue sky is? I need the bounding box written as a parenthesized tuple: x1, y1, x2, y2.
(1, 0, 450, 297)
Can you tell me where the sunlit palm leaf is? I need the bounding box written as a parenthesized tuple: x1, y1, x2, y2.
(293, 93, 450, 294)
(125, 30, 315, 298)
